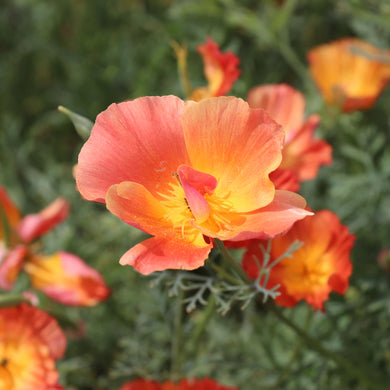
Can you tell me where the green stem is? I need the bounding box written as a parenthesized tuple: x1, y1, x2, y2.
(269, 304, 385, 390)
(189, 294, 216, 355)
(214, 239, 250, 284)
(170, 288, 184, 381)
(270, 307, 312, 388)
(0, 293, 30, 308)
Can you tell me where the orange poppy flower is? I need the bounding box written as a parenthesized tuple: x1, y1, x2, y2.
(247, 83, 332, 183)
(0, 186, 110, 306)
(0, 303, 66, 390)
(76, 96, 311, 275)
(242, 210, 355, 311)
(189, 38, 240, 101)
(307, 38, 390, 112)
(118, 378, 238, 390)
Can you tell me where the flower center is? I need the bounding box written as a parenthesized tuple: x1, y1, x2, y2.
(159, 165, 237, 241)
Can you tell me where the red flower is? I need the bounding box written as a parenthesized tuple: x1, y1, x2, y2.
(118, 378, 238, 390)
(190, 38, 240, 101)
(76, 96, 311, 274)
(307, 38, 390, 112)
(247, 83, 332, 184)
(242, 210, 355, 311)
(0, 186, 110, 306)
(0, 303, 66, 390)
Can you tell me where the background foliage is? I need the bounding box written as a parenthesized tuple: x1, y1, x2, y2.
(1, 0, 390, 389)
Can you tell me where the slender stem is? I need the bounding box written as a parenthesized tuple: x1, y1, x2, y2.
(0, 294, 30, 308)
(269, 304, 385, 390)
(189, 294, 216, 355)
(270, 307, 312, 388)
(214, 239, 250, 284)
(170, 288, 184, 381)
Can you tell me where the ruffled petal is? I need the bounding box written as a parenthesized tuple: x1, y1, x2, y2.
(223, 190, 311, 241)
(25, 252, 110, 306)
(246, 83, 305, 141)
(119, 236, 212, 275)
(0, 303, 66, 389)
(182, 97, 284, 212)
(106, 182, 172, 236)
(76, 96, 193, 202)
(17, 198, 69, 243)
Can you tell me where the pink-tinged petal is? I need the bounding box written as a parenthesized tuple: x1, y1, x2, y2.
(119, 236, 213, 275)
(24, 251, 110, 306)
(177, 164, 217, 195)
(226, 190, 311, 242)
(17, 198, 69, 243)
(182, 97, 284, 212)
(0, 244, 28, 290)
(281, 114, 332, 181)
(177, 165, 218, 223)
(106, 182, 172, 236)
(0, 186, 21, 233)
(247, 84, 305, 141)
(76, 96, 193, 202)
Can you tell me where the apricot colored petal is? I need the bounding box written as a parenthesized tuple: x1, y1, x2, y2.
(281, 114, 332, 181)
(226, 190, 311, 242)
(307, 38, 390, 112)
(183, 97, 284, 212)
(106, 182, 171, 235)
(177, 164, 217, 195)
(0, 304, 66, 390)
(0, 244, 28, 290)
(17, 198, 69, 243)
(190, 37, 240, 101)
(76, 96, 192, 202)
(0, 186, 21, 233)
(119, 236, 212, 275)
(246, 83, 305, 139)
(25, 252, 110, 306)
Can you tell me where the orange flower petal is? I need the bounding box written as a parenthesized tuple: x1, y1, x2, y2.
(0, 186, 21, 234)
(76, 96, 193, 202)
(0, 245, 28, 290)
(182, 97, 283, 212)
(280, 114, 332, 181)
(243, 210, 354, 311)
(218, 190, 311, 242)
(247, 83, 305, 141)
(25, 251, 110, 306)
(0, 303, 66, 389)
(17, 198, 69, 243)
(119, 236, 212, 275)
(308, 38, 390, 112)
(190, 37, 240, 101)
(118, 378, 239, 390)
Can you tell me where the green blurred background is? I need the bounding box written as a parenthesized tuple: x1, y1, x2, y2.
(1, 0, 390, 389)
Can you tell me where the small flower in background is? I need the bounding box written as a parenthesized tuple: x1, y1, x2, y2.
(118, 378, 239, 390)
(76, 95, 311, 275)
(307, 38, 390, 112)
(242, 210, 355, 311)
(247, 83, 332, 187)
(0, 303, 66, 390)
(189, 37, 240, 102)
(378, 249, 390, 271)
(0, 186, 110, 306)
